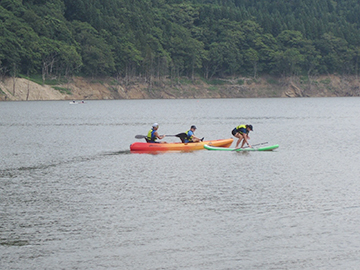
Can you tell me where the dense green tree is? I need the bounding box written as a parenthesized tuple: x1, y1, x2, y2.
(315, 33, 350, 74)
(202, 42, 225, 79)
(71, 20, 114, 76)
(273, 48, 305, 76)
(244, 48, 259, 78)
(0, 9, 23, 75)
(1, 0, 360, 79)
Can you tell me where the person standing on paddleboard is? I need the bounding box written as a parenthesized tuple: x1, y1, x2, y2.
(146, 123, 165, 143)
(183, 125, 203, 143)
(232, 124, 253, 148)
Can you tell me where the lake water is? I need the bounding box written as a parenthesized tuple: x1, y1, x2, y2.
(1, 98, 360, 269)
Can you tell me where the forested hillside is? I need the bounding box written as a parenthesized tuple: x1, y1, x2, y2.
(1, 0, 360, 82)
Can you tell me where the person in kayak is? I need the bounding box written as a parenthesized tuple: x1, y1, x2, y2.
(183, 125, 203, 143)
(232, 124, 253, 148)
(146, 123, 165, 143)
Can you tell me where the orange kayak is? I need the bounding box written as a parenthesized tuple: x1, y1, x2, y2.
(130, 138, 233, 152)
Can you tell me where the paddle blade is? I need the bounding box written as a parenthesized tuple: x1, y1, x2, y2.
(175, 132, 187, 138)
(135, 135, 146, 139)
(164, 133, 187, 138)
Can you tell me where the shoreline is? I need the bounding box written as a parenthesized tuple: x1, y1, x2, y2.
(1, 75, 360, 101)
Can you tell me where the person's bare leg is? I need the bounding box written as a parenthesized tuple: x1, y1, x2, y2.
(240, 134, 248, 148)
(235, 133, 243, 148)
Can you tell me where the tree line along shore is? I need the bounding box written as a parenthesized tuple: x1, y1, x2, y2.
(1, 0, 360, 88)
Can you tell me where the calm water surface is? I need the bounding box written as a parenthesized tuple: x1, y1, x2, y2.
(1, 98, 360, 269)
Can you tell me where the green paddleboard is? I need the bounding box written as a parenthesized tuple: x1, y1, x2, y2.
(204, 144, 279, 151)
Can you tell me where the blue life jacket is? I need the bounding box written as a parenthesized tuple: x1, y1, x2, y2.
(184, 129, 194, 143)
(235, 125, 248, 134)
(147, 128, 157, 142)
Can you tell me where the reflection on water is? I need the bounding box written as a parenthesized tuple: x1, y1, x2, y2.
(1, 98, 360, 269)
(103, 150, 132, 155)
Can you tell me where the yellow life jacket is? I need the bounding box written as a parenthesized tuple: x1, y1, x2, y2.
(185, 130, 193, 142)
(147, 128, 157, 142)
(236, 124, 246, 130)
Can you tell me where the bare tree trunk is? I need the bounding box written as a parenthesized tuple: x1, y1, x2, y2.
(42, 61, 46, 83)
(307, 69, 313, 95)
(203, 63, 209, 79)
(0, 61, 5, 81)
(148, 74, 152, 90)
(50, 58, 55, 76)
(157, 57, 160, 80)
(12, 63, 16, 96)
(125, 64, 129, 86)
(191, 56, 194, 81)
(192, 63, 195, 82)
(253, 62, 258, 79)
(356, 58, 358, 84)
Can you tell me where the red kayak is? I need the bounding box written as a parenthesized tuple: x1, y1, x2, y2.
(130, 138, 233, 152)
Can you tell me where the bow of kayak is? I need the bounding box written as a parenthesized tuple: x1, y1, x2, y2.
(204, 144, 279, 151)
(130, 138, 233, 152)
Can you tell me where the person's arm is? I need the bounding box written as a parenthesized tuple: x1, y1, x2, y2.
(190, 130, 202, 142)
(243, 134, 251, 147)
(189, 130, 199, 141)
(155, 131, 165, 140)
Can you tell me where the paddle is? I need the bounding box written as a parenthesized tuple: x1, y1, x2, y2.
(233, 142, 268, 150)
(244, 142, 268, 148)
(135, 133, 187, 140)
(135, 135, 147, 139)
(166, 133, 187, 138)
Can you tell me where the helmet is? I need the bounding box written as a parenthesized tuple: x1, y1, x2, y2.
(152, 123, 159, 127)
(191, 125, 197, 129)
(247, 125, 253, 131)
